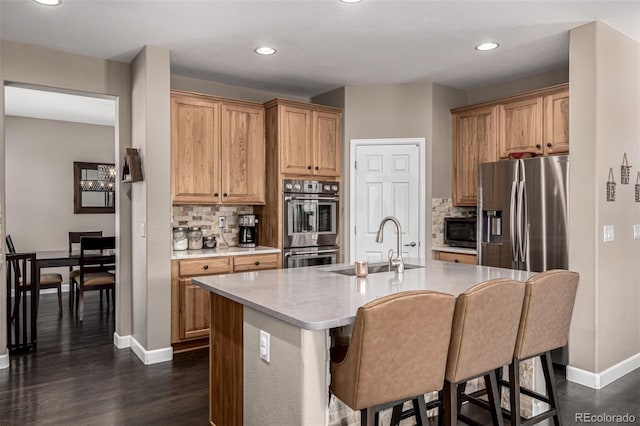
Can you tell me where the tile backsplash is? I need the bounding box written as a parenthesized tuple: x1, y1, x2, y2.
(431, 198, 475, 247)
(172, 205, 254, 247)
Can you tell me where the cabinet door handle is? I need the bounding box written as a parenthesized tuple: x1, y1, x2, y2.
(536, 144, 541, 149)
(315, 166, 319, 170)
(454, 259, 459, 263)
(223, 193, 228, 197)
(546, 143, 552, 148)
(203, 265, 209, 270)
(307, 165, 312, 170)
(254, 261, 260, 266)
(214, 192, 219, 197)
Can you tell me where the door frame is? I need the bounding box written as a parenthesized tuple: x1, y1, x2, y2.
(349, 138, 426, 262)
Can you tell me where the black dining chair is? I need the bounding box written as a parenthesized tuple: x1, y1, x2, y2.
(68, 231, 103, 311)
(77, 236, 116, 321)
(6, 235, 64, 315)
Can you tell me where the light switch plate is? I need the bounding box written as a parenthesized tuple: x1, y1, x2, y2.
(140, 222, 145, 238)
(259, 330, 270, 363)
(604, 225, 615, 242)
(634, 224, 640, 240)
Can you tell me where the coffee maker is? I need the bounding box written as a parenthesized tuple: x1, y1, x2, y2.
(238, 214, 258, 248)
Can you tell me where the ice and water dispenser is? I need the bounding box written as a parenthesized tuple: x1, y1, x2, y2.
(482, 210, 503, 244)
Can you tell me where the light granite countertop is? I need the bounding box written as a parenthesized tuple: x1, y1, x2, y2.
(192, 259, 533, 331)
(431, 246, 478, 255)
(171, 245, 280, 260)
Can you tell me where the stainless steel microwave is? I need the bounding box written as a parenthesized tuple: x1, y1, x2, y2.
(444, 216, 477, 248)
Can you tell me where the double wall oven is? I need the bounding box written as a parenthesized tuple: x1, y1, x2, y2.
(282, 179, 340, 268)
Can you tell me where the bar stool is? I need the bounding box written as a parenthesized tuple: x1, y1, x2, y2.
(330, 290, 456, 426)
(444, 279, 525, 426)
(506, 269, 579, 426)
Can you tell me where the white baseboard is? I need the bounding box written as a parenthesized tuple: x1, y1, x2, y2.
(113, 332, 131, 349)
(130, 336, 173, 365)
(567, 352, 640, 389)
(0, 353, 9, 369)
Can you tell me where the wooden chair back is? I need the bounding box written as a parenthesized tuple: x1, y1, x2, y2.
(79, 236, 115, 276)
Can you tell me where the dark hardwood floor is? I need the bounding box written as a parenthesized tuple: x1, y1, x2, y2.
(1, 292, 208, 425)
(2, 293, 640, 425)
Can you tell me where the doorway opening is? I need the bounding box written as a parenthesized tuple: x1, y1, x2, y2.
(349, 138, 426, 263)
(3, 83, 119, 354)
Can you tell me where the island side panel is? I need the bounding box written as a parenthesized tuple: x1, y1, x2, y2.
(244, 306, 329, 426)
(210, 293, 243, 426)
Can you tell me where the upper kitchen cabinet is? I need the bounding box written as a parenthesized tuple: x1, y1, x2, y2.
(171, 91, 265, 205)
(498, 84, 569, 158)
(451, 105, 498, 206)
(265, 99, 342, 179)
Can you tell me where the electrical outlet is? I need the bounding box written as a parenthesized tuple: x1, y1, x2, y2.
(259, 330, 270, 363)
(219, 216, 226, 229)
(634, 224, 640, 240)
(603, 225, 615, 242)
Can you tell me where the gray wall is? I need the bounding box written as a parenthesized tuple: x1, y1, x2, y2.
(171, 75, 310, 103)
(1, 40, 132, 355)
(131, 46, 172, 352)
(466, 68, 569, 105)
(569, 22, 640, 374)
(5, 117, 115, 281)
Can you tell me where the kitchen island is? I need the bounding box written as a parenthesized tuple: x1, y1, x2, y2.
(193, 259, 534, 426)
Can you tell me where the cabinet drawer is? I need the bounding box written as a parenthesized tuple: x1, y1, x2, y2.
(233, 253, 279, 272)
(179, 257, 231, 277)
(435, 251, 477, 265)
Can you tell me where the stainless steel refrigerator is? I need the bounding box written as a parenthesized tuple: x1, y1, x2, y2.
(478, 155, 569, 363)
(478, 155, 569, 272)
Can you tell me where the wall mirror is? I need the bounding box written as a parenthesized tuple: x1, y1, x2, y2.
(73, 161, 116, 214)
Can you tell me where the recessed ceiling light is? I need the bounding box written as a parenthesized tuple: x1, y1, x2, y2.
(254, 46, 277, 56)
(475, 42, 499, 51)
(33, 0, 62, 5)
(340, 0, 362, 3)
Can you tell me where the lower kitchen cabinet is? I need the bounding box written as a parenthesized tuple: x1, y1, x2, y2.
(433, 250, 477, 265)
(171, 252, 280, 351)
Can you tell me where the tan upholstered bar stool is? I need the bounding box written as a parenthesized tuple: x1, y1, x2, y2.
(330, 290, 456, 426)
(444, 279, 525, 426)
(506, 269, 579, 426)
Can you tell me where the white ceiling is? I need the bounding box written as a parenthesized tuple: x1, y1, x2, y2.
(4, 86, 116, 126)
(2, 0, 640, 99)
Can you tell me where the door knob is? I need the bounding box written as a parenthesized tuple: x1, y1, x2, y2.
(404, 241, 417, 247)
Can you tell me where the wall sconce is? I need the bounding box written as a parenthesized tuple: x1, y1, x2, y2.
(607, 167, 616, 202)
(621, 153, 631, 184)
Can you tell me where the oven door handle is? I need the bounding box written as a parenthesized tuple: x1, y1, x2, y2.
(284, 196, 340, 202)
(285, 249, 340, 256)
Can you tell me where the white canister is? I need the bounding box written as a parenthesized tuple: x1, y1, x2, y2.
(173, 227, 188, 251)
(188, 227, 203, 250)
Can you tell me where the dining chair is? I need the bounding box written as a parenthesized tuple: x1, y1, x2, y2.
(77, 236, 116, 322)
(6, 251, 38, 352)
(443, 278, 525, 426)
(68, 231, 103, 311)
(505, 269, 579, 426)
(6, 235, 64, 315)
(330, 290, 456, 426)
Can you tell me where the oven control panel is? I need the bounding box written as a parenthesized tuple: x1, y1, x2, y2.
(283, 179, 339, 195)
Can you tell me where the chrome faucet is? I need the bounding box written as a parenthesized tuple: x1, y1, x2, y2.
(375, 216, 404, 273)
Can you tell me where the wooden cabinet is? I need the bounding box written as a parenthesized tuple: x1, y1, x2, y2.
(498, 85, 569, 158)
(171, 252, 281, 350)
(433, 250, 477, 265)
(451, 83, 569, 206)
(171, 91, 265, 205)
(266, 99, 341, 178)
(452, 105, 498, 206)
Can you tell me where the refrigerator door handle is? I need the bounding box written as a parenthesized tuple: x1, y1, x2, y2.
(517, 181, 527, 262)
(510, 180, 518, 262)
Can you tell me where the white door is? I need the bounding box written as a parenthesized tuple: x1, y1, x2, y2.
(353, 142, 422, 262)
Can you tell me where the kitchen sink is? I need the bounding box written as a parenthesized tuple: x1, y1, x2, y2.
(330, 263, 424, 276)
